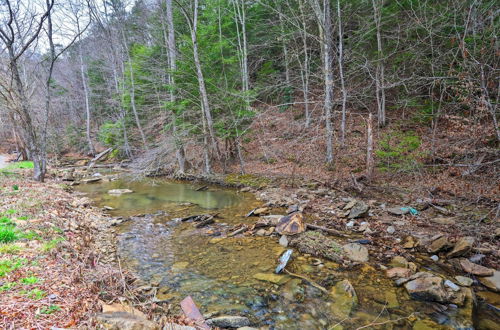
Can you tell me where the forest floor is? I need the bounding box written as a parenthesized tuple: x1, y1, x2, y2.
(0, 169, 195, 329)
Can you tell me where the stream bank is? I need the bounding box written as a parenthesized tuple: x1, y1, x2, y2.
(61, 164, 499, 329)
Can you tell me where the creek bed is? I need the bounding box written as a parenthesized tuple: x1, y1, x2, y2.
(76, 177, 497, 329)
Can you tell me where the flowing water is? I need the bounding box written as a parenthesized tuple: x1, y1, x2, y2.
(77, 177, 499, 329)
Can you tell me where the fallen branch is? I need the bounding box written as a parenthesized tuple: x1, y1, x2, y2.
(283, 269, 328, 294)
(307, 223, 348, 237)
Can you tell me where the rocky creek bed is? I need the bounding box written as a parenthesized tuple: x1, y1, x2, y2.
(63, 166, 499, 330)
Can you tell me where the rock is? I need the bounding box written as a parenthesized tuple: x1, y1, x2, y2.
(253, 273, 289, 285)
(346, 220, 355, 228)
(460, 259, 494, 276)
(478, 270, 500, 292)
(343, 200, 356, 210)
(430, 255, 439, 262)
(404, 276, 450, 302)
(348, 201, 369, 219)
(275, 212, 305, 235)
(431, 217, 456, 225)
(279, 235, 289, 247)
(386, 267, 412, 279)
(469, 253, 486, 263)
(444, 280, 460, 292)
(385, 290, 399, 308)
(357, 222, 370, 232)
(289, 231, 344, 262)
(342, 243, 369, 262)
(96, 312, 158, 330)
(447, 236, 474, 258)
(82, 177, 101, 183)
(281, 278, 304, 302)
(108, 189, 133, 195)
(403, 236, 418, 249)
(428, 236, 452, 254)
(329, 280, 358, 319)
(255, 229, 267, 236)
(387, 207, 409, 216)
(286, 204, 301, 214)
(386, 226, 396, 234)
(253, 207, 269, 216)
(389, 256, 409, 268)
(103, 206, 115, 211)
(412, 319, 449, 330)
(207, 316, 250, 328)
(455, 276, 473, 287)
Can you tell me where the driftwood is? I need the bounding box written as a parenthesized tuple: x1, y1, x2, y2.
(306, 223, 348, 237)
(195, 185, 208, 191)
(283, 269, 328, 294)
(194, 217, 215, 228)
(88, 148, 112, 169)
(228, 225, 248, 237)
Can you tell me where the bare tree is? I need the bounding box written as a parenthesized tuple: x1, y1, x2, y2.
(0, 0, 54, 181)
(371, 0, 386, 127)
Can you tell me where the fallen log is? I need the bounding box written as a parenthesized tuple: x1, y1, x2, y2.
(306, 223, 348, 237)
(88, 148, 112, 169)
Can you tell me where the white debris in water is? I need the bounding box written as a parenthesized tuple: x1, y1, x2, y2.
(444, 280, 460, 292)
(430, 255, 439, 262)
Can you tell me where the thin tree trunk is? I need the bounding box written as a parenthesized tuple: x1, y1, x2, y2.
(366, 113, 374, 180)
(337, 0, 347, 146)
(79, 46, 95, 156)
(299, 0, 311, 128)
(165, 0, 186, 172)
(372, 0, 386, 127)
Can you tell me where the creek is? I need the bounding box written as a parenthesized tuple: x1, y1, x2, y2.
(76, 177, 497, 329)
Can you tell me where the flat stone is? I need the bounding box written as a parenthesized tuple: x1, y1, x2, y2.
(163, 324, 196, 330)
(253, 273, 289, 285)
(447, 237, 474, 258)
(387, 207, 408, 216)
(386, 267, 412, 279)
(455, 276, 473, 287)
(431, 217, 456, 225)
(348, 201, 369, 219)
(329, 279, 358, 319)
(403, 236, 418, 249)
(404, 276, 449, 303)
(389, 256, 409, 268)
(207, 316, 250, 328)
(342, 243, 369, 262)
(108, 189, 133, 195)
(279, 235, 288, 247)
(253, 207, 269, 216)
(478, 270, 500, 292)
(428, 236, 452, 254)
(460, 259, 494, 276)
(96, 312, 158, 330)
(82, 177, 102, 183)
(386, 226, 396, 234)
(444, 280, 460, 292)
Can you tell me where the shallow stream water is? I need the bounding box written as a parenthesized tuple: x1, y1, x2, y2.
(77, 177, 498, 329)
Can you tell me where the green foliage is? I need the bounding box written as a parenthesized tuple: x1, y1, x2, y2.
(1, 161, 34, 171)
(40, 305, 61, 314)
(12, 185, 19, 191)
(0, 226, 18, 243)
(41, 237, 65, 252)
(98, 121, 124, 157)
(0, 282, 15, 291)
(21, 288, 46, 300)
(376, 131, 423, 172)
(20, 276, 40, 284)
(0, 243, 22, 255)
(0, 257, 27, 277)
(225, 173, 270, 188)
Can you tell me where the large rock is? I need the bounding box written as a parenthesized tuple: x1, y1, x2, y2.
(289, 231, 344, 262)
(455, 276, 473, 287)
(428, 236, 452, 254)
(108, 189, 133, 195)
(275, 212, 306, 235)
(460, 259, 494, 276)
(207, 316, 250, 328)
(342, 243, 369, 262)
(447, 237, 474, 258)
(348, 201, 369, 219)
(96, 312, 158, 330)
(386, 267, 412, 279)
(329, 280, 358, 319)
(389, 256, 409, 268)
(479, 270, 500, 292)
(404, 276, 449, 303)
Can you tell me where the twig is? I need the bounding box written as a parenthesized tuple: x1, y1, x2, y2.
(306, 223, 348, 237)
(283, 269, 328, 294)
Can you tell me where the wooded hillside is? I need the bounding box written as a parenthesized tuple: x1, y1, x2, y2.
(0, 0, 498, 196)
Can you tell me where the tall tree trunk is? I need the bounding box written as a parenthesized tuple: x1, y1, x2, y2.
(366, 113, 374, 180)
(79, 46, 96, 156)
(372, 0, 386, 127)
(188, 0, 216, 172)
(165, 0, 186, 172)
(337, 0, 347, 146)
(299, 0, 311, 128)
(310, 0, 335, 164)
